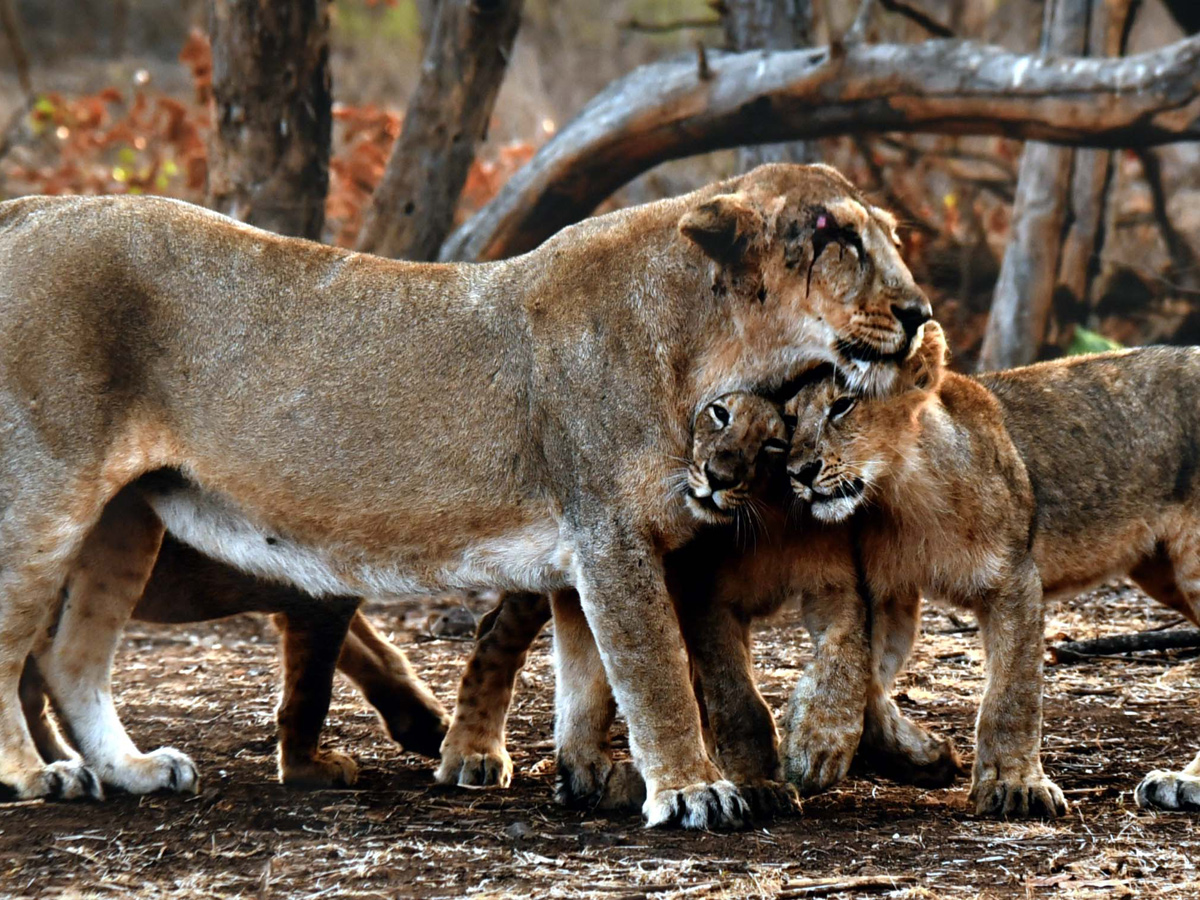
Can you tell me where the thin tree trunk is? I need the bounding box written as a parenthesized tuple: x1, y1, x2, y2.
(206, 0, 332, 241)
(722, 0, 816, 169)
(355, 0, 522, 261)
(978, 0, 1092, 371)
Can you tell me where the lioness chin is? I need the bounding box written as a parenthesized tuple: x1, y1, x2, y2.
(0, 163, 927, 827)
(787, 321, 1200, 817)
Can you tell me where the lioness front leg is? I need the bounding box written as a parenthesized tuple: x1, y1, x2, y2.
(782, 583, 871, 796)
(969, 559, 1066, 818)
(858, 590, 964, 787)
(436, 591, 551, 789)
(1137, 750, 1200, 811)
(273, 605, 361, 788)
(574, 535, 749, 830)
(683, 604, 799, 818)
(37, 490, 198, 796)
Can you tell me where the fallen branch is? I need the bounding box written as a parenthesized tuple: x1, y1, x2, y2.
(442, 34, 1200, 261)
(1048, 628, 1200, 665)
(620, 17, 722, 34)
(777, 874, 916, 898)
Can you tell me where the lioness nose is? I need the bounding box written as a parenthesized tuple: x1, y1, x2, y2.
(891, 301, 931, 341)
(705, 459, 742, 491)
(790, 460, 822, 486)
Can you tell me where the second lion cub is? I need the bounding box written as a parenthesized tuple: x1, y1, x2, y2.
(788, 322, 1200, 816)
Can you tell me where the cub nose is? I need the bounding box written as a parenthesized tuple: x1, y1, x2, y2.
(790, 460, 822, 487)
(891, 300, 931, 341)
(704, 455, 742, 491)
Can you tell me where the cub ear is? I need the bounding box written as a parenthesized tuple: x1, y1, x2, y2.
(901, 319, 949, 392)
(679, 193, 765, 266)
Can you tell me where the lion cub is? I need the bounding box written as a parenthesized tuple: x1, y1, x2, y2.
(788, 322, 1200, 816)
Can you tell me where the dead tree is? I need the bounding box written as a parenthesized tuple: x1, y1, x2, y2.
(355, 0, 522, 261)
(207, 0, 332, 240)
(979, 0, 1134, 371)
(721, 0, 816, 169)
(441, 32, 1200, 262)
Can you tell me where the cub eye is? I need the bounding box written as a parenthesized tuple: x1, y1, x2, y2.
(762, 438, 789, 455)
(828, 397, 857, 420)
(708, 403, 731, 429)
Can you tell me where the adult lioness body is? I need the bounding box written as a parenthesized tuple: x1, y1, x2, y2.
(0, 164, 929, 827)
(788, 327, 1200, 816)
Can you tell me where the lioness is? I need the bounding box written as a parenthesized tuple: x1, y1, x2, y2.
(437, 389, 962, 809)
(787, 323, 1200, 815)
(21, 534, 449, 788)
(0, 163, 928, 827)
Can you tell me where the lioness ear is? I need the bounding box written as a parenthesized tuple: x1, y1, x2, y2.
(902, 319, 949, 392)
(679, 194, 764, 266)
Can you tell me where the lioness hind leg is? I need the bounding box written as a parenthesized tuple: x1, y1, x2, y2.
(857, 590, 964, 788)
(1137, 751, 1200, 811)
(436, 592, 550, 789)
(20, 661, 78, 763)
(551, 590, 645, 812)
(273, 605, 361, 788)
(37, 489, 198, 796)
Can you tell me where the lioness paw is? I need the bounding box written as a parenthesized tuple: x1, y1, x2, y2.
(281, 749, 358, 789)
(970, 773, 1067, 819)
(105, 747, 200, 795)
(643, 780, 750, 830)
(783, 717, 861, 796)
(435, 745, 513, 789)
(1136, 770, 1200, 811)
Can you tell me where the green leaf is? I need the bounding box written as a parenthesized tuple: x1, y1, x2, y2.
(1067, 327, 1122, 356)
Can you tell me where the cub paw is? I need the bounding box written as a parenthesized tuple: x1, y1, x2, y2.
(783, 721, 860, 796)
(1136, 770, 1200, 811)
(281, 749, 358, 789)
(435, 743, 513, 789)
(970, 772, 1067, 818)
(859, 730, 966, 788)
(597, 761, 646, 811)
(33, 760, 104, 801)
(554, 747, 613, 809)
(106, 747, 200, 795)
(643, 780, 750, 831)
(379, 700, 451, 760)
(738, 780, 801, 819)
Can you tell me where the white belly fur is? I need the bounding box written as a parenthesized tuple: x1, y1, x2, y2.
(145, 486, 574, 598)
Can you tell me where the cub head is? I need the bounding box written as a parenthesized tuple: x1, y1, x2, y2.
(785, 320, 948, 522)
(684, 392, 789, 524)
(679, 163, 932, 396)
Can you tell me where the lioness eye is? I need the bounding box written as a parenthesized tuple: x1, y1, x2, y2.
(708, 403, 731, 428)
(762, 438, 788, 454)
(829, 397, 856, 420)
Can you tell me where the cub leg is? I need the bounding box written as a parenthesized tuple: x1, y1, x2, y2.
(858, 590, 964, 787)
(20, 661, 78, 763)
(334, 611, 450, 758)
(436, 592, 550, 788)
(272, 604, 361, 788)
(1130, 540, 1200, 810)
(551, 589, 645, 811)
(969, 558, 1066, 818)
(782, 583, 871, 796)
(684, 603, 799, 818)
(37, 489, 198, 795)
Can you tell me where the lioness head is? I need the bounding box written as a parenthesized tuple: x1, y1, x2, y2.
(679, 164, 932, 396)
(785, 321, 948, 522)
(683, 392, 789, 524)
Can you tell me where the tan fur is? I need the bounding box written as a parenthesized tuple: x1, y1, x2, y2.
(788, 321, 1200, 816)
(0, 165, 928, 826)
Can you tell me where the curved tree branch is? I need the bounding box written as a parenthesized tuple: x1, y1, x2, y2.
(442, 34, 1200, 261)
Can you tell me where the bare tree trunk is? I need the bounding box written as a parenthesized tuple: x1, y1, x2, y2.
(978, 0, 1130, 371)
(355, 0, 522, 261)
(206, 0, 332, 241)
(722, 0, 816, 169)
(0, 0, 33, 99)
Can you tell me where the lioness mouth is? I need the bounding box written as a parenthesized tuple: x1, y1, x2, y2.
(812, 478, 865, 502)
(688, 492, 736, 521)
(836, 336, 911, 366)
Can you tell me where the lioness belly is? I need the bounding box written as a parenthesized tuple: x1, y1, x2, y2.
(143, 484, 573, 598)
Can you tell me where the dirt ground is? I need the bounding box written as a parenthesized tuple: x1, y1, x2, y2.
(2, 582, 1198, 900)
